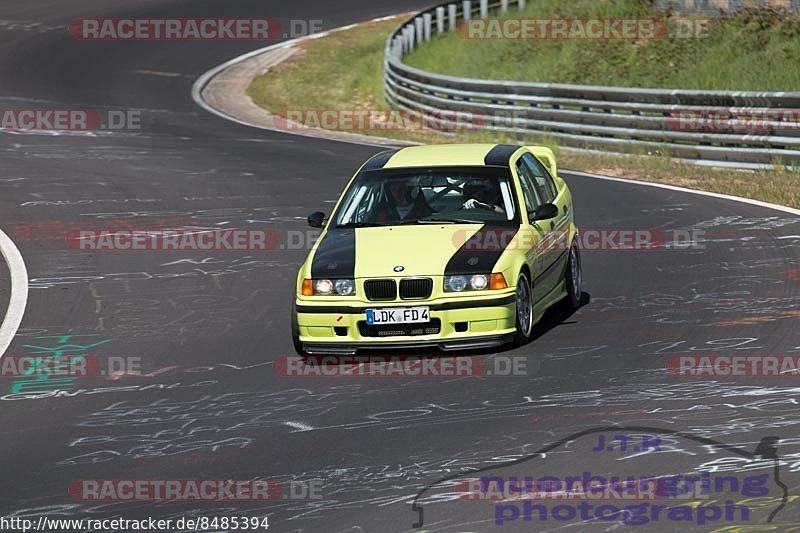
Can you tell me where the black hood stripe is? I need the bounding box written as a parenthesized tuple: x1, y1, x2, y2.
(361, 149, 400, 170)
(444, 225, 520, 275)
(484, 144, 519, 167)
(310, 149, 398, 279)
(310, 229, 356, 279)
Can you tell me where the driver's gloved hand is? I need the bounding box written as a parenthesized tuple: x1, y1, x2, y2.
(463, 198, 493, 210)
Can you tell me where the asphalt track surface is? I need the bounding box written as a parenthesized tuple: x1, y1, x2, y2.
(1, 1, 800, 532)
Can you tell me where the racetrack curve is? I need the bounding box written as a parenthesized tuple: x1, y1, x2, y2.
(1, 1, 799, 532)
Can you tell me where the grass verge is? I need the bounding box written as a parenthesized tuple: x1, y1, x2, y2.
(405, 0, 800, 91)
(247, 17, 800, 209)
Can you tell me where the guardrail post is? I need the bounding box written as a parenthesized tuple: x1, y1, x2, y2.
(423, 13, 433, 41)
(403, 25, 414, 52)
(414, 17, 424, 44)
(393, 37, 403, 58)
(448, 3, 458, 30)
(436, 7, 446, 33)
(501, 0, 509, 12)
(462, 1, 472, 20)
(480, 0, 488, 18)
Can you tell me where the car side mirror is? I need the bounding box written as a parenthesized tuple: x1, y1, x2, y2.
(531, 203, 559, 221)
(307, 211, 326, 228)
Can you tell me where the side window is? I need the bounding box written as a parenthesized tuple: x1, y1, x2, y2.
(521, 153, 557, 204)
(515, 160, 541, 213)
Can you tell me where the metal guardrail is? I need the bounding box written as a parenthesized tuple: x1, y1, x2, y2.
(383, 0, 800, 166)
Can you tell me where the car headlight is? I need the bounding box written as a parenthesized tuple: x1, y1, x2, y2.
(444, 273, 507, 292)
(470, 274, 489, 290)
(302, 279, 356, 296)
(334, 279, 355, 296)
(445, 274, 488, 292)
(314, 279, 334, 295)
(445, 275, 468, 292)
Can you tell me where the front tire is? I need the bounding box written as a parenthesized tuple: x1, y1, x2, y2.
(563, 240, 582, 310)
(291, 303, 307, 355)
(513, 271, 534, 346)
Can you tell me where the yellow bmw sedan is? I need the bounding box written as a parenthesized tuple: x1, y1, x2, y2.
(292, 144, 581, 355)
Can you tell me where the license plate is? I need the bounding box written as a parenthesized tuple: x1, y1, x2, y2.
(366, 307, 430, 325)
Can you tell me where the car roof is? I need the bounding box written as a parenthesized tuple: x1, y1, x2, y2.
(362, 144, 523, 170)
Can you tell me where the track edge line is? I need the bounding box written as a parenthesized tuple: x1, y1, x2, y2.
(562, 169, 800, 216)
(0, 227, 28, 359)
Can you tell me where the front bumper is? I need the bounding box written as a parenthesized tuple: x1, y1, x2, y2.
(295, 293, 517, 354)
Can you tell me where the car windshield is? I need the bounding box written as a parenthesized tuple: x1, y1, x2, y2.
(332, 167, 518, 227)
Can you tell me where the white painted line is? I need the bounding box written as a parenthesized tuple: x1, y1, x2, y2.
(563, 170, 800, 216)
(0, 227, 28, 359)
(283, 421, 316, 431)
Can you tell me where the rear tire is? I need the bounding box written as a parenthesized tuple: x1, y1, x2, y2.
(563, 240, 582, 310)
(513, 271, 534, 346)
(291, 303, 307, 355)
